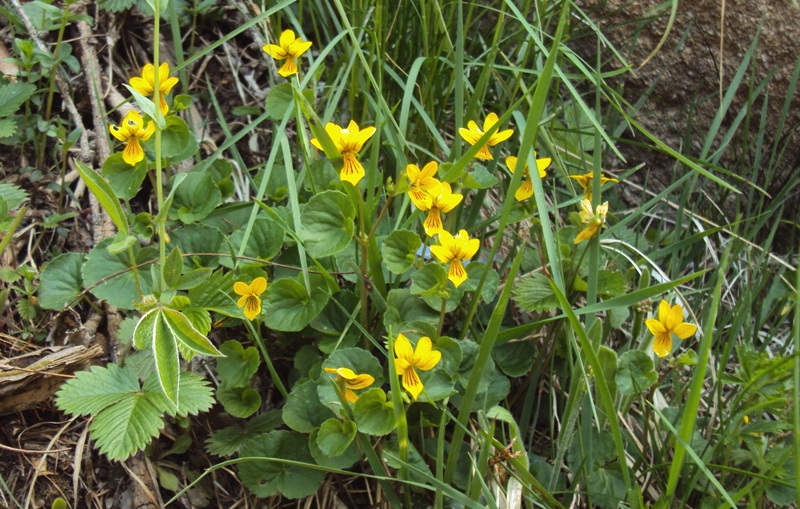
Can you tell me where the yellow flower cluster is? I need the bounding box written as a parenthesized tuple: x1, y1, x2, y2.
(108, 62, 180, 166)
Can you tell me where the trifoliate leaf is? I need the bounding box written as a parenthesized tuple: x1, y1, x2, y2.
(0, 182, 28, 210)
(142, 370, 215, 417)
(55, 364, 140, 416)
(97, 0, 137, 12)
(0, 118, 16, 138)
(89, 391, 164, 460)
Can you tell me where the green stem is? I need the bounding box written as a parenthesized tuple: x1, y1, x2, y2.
(0, 205, 27, 256)
(245, 319, 288, 399)
(153, 0, 166, 293)
(436, 296, 447, 339)
(386, 328, 409, 483)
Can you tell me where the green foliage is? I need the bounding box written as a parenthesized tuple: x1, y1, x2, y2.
(56, 364, 213, 460)
(299, 190, 356, 258)
(238, 431, 326, 499)
(262, 276, 329, 331)
(37, 253, 84, 309)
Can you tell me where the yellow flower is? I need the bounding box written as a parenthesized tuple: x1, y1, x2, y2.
(506, 153, 550, 202)
(129, 62, 180, 116)
(568, 172, 618, 201)
(262, 29, 313, 78)
(324, 367, 375, 402)
(645, 299, 698, 357)
(233, 277, 267, 321)
(109, 110, 155, 165)
(393, 334, 441, 401)
(458, 112, 514, 160)
(574, 199, 608, 244)
(310, 120, 376, 186)
(430, 229, 480, 288)
(414, 182, 463, 237)
(405, 161, 441, 209)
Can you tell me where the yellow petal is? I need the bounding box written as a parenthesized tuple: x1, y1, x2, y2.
(423, 209, 444, 236)
(288, 39, 312, 57)
(344, 388, 359, 403)
(347, 373, 375, 390)
(461, 237, 481, 260)
(243, 296, 262, 320)
(339, 154, 365, 186)
(278, 58, 299, 77)
(394, 333, 414, 362)
(160, 76, 179, 96)
(352, 126, 376, 152)
(420, 161, 438, 179)
(489, 128, 514, 145)
(109, 124, 127, 142)
(122, 139, 144, 165)
(233, 281, 250, 296)
(506, 155, 518, 172)
(429, 244, 451, 264)
(536, 157, 550, 177)
(515, 178, 533, 201)
(652, 333, 673, 358)
(458, 127, 481, 145)
(483, 113, 499, 131)
(414, 337, 441, 371)
(673, 322, 698, 340)
(236, 294, 249, 309)
(279, 29, 296, 49)
(409, 189, 433, 210)
(645, 318, 667, 336)
(401, 367, 423, 400)
(657, 300, 671, 326)
(437, 192, 463, 213)
(475, 145, 493, 160)
(665, 303, 684, 332)
(405, 163, 421, 182)
(250, 276, 268, 295)
(129, 76, 153, 96)
(263, 44, 288, 59)
(448, 260, 468, 288)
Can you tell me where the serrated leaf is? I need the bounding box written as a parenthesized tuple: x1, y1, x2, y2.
(299, 190, 356, 258)
(89, 390, 164, 460)
(513, 272, 559, 312)
(0, 82, 36, 117)
(183, 307, 211, 335)
(381, 230, 421, 274)
(238, 431, 326, 499)
(217, 340, 260, 387)
(0, 117, 17, 138)
(188, 269, 239, 316)
(597, 270, 627, 297)
(282, 379, 334, 433)
(55, 364, 140, 416)
(37, 252, 84, 310)
(217, 386, 261, 418)
(316, 418, 356, 457)
(171, 224, 225, 269)
(98, 0, 137, 12)
(142, 370, 214, 417)
(0, 183, 28, 211)
(161, 308, 221, 357)
(262, 277, 329, 332)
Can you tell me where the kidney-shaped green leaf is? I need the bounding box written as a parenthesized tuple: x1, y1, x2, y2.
(299, 190, 355, 258)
